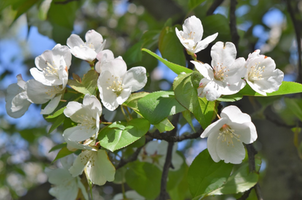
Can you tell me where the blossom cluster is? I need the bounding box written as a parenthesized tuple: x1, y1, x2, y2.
(175, 15, 284, 164)
(5, 29, 147, 199)
(176, 15, 284, 101)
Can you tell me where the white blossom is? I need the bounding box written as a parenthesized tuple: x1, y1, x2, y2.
(113, 190, 145, 200)
(67, 29, 106, 62)
(5, 75, 32, 118)
(30, 44, 71, 88)
(193, 41, 246, 101)
(26, 79, 64, 115)
(63, 94, 102, 151)
(97, 56, 147, 111)
(69, 150, 115, 186)
(201, 105, 257, 164)
(175, 15, 218, 54)
(45, 155, 88, 200)
(245, 50, 284, 95)
(138, 140, 183, 171)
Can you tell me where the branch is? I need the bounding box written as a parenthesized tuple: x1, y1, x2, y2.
(54, 0, 79, 4)
(206, 0, 224, 16)
(229, 0, 240, 49)
(116, 137, 152, 169)
(286, 0, 302, 83)
(158, 114, 180, 200)
(264, 112, 296, 129)
(147, 131, 201, 142)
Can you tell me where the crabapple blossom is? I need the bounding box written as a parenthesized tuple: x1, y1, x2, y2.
(45, 155, 88, 200)
(67, 29, 106, 62)
(69, 149, 115, 186)
(138, 140, 183, 171)
(30, 44, 71, 88)
(193, 41, 246, 101)
(5, 75, 32, 118)
(26, 79, 64, 114)
(97, 56, 147, 111)
(201, 105, 257, 164)
(175, 15, 218, 54)
(245, 50, 284, 95)
(63, 94, 102, 150)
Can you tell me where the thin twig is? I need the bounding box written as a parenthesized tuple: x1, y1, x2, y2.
(116, 137, 152, 169)
(254, 183, 264, 200)
(159, 114, 180, 200)
(286, 0, 302, 83)
(147, 131, 201, 142)
(237, 189, 252, 200)
(54, 0, 79, 4)
(206, 0, 224, 16)
(229, 0, 240, 50)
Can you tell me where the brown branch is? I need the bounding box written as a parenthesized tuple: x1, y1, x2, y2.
(159, 114, 180, 200)
(116, 137, 152, 169)
(287, 0, 302, 83)
(54, 0, 79, 5)
(147, 130, 201, 142)
(229, 0, 240, 50)
(206, 0, 224, 16)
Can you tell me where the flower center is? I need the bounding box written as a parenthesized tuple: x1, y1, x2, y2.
(248, 64, 265, 81)
(218, 124, 240, 146)
(213, 63, 228, 81)
(106, 75, 124, 96)
(45, 61, 59, 78)
(77, 114, 96, 129)
(45, 85, 62, 97)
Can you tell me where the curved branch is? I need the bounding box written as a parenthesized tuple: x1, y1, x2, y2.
(206, 0, 224, 16)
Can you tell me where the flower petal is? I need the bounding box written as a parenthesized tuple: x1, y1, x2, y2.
(69, 151, 91, 177)
(194, 32, 218, 53)
(216, 138, 246, 164)
(85, 29, 105, 53)
(40, 94, 62, 115)
(123, 66, 147, 92)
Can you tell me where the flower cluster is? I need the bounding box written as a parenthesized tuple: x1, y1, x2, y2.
(5, 29, 147, 200)
(176, 15, 284, 101)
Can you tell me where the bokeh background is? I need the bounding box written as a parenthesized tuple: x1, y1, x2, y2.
(0, 0, 302, 199)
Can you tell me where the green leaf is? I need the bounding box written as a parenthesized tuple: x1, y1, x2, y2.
(19, 127, 46, 143)
(123, 41, 144, 65)
(187, 149, 234, 199)
(53, 147, 73, 163)
(98, 118, 150, 152)
(48, 113, 65, 134)
(123, 92, 149, 111)
(138, 91, 186, 124)
(207, 161, 260, 196)
(68, 70, 98, 95)
(47, 0, 81, 43)
(284, 98, 302, 121)
(154, 118, 175, 133)
(203, 14, 231, 41)
(12, 0, 40, 22)
(173, 72, 215, 129)
(142, 48, 192, 74)
(159, 25, 186, 66)
(182, 110, 196, 132)
(188, 0, 207, 10)
(46, 106, 66, 119)
(125, 161, 161, 199)
(49, 143, 67, 153)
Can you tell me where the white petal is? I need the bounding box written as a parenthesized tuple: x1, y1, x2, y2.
(201, 118, 227, 138)
(216, 138, 245, 164)
(229, 122, 257, 144)
(182, 15, 203, 43)
(64, 126, 97, 142)
(95, 49, 115, 73)
(85, 29, 105, 53)
(40, 94, 62, 115)
(206, 130, 221, 162)
(85, 150, 115, 186)
(69, 151, 91, 177)
(220, 105, 251, 124)
(211, 41, 237, 68)
(123, 67, 147, 92)
(64, 101, 82, 117)
(203, 81, 222, 101)
(194, 32, 218, 53)
(26, 80, 58, 104)
(82, 94, 102, 116)
(101, 57, 127, 78)
(116, 88, 131, 105)
(192, 61, 214, 80)
(67, 34, 85, 49)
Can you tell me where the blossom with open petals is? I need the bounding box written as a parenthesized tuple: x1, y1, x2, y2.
(201, 105, 257, 164)
(67, 29, 105, 62)
(245, 50, 284, 95)
(69, 149, 115, 186)
(193, 41, 246, 101)
(45, 155, 88, 200)
(26, 79, 64, 115)
(138, 140, 183, 171)
(175, 15, 218, 54)
(30, 44, 71, 88)
(5, 75, 32, 118)
(97, 57, 147, 111)
(63, 94, 102, 150)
